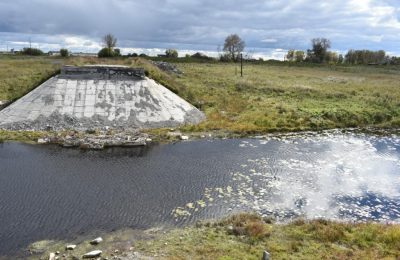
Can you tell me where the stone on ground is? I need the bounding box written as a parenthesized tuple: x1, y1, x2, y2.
(82, 250, 102, 258)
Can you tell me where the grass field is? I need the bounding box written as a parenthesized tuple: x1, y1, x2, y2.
(173, 62, 400, 133)
(33, 213, 400, 260)
(0, 55, 61, 101)
(0, 55, 399, 140)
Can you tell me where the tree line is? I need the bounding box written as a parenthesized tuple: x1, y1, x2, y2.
(285, 38, 399, 65)
(12, 33, 400, 65)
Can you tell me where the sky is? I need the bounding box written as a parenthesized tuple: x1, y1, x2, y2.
(0, 0, 399, 59)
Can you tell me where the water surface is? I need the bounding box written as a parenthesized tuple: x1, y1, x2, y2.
(0, 132, 399, 256)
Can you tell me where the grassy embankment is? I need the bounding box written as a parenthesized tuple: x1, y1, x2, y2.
(173, 62, 400, 134)
(33, 213, 400, 259)
(0, 55, 399, 142)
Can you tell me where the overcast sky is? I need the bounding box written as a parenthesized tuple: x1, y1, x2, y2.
(0, 0, 399, 59)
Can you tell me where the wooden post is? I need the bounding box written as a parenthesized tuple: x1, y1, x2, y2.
(240, 53, 243, 77)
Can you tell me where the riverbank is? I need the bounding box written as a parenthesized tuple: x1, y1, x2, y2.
(28, 213, 400, 259)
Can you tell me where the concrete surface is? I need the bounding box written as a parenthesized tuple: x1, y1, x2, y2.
(0, 66, 205, 130)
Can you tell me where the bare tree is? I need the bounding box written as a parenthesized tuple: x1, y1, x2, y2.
(102, 34, 117, 50)
(223, 34, 245, 61)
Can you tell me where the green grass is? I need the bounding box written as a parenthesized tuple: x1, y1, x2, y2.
(134, 213, 400, 259)
(0, 55, 61, 101)
(32, 213, 400, 260)
(172, 62, 400, 134)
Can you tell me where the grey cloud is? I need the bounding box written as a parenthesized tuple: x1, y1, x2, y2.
(0, 0, 399, 55)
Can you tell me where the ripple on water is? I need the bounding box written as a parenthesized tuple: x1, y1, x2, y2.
(0, 132, 399, 256)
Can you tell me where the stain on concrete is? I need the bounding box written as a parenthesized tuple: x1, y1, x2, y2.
(41, 95, 55, 106)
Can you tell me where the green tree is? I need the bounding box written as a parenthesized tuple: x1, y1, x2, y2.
(114, 48, 121, 56)
(60, 48, 69, 57)
(165, 49, 178, 58)
(21, 47, 43, 56)
(98, 34, 118, 58)
(98, 48, 114, 57)
(338, 54, 344, 64)
(285, 50, 295, 61)
(310, 38, 331, 63)
(295, 51, 305, 62)
(223, 34, 245, 62)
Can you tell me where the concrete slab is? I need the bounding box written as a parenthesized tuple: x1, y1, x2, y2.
(0, 66, 205, 131)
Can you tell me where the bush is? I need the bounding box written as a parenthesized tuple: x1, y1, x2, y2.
(20, 48, 44, 56)
(191, 52, 213, 60)
(114, 48, 121, 57)
(222, 213, 270, 241)
(166, 49, 178, 58)
(98, 48, 115, 58)
(60, 48, 69, 57)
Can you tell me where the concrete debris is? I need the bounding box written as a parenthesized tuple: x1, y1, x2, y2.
(49, 252, 56, 260)
(0, 66, 204, 131)
(151, 61, 182, 74)
(89, 237, 103, 245)
(64, 131, 148, 149)
(82, 250, 102, 258)
(0, 100, 9, 110)
(167, 131, 183, 138)
(65, 244, 76, 250)
(37, 138, 51, 144)
(34, 130, 150, 149)
(262, 250, 270, 260)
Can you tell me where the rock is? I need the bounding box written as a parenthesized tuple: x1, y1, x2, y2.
(167, 131, 182, 138)
(82, 250, 102, 258)
(66, 244, 76, 250)
(262, 250, 270, 260)
(37, 138, 50, 144)
(180, 135, 189, 140)
(55, 251, 60, 255)
(0, 100, 9, 109)
(151, 61, 182, 74)
(90, 237, 103, 245)
(49, 252, 56, 260)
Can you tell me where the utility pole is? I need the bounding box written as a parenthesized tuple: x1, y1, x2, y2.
(240, 53, 243, 77)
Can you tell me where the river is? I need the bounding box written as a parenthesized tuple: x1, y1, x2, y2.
(0, 131, 399, 256)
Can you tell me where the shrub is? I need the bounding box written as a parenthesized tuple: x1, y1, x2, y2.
(60, 48, 69, 57)
(114, 48, 121, 57)
(166, 49, 178, 58)
(98, 48, 114, 58)
(20, 47, 44, 56)
(222, 213, 270, 241)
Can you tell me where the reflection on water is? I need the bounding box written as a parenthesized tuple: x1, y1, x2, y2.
(0, 131, 399, 256)
(172, 133, 400, 222)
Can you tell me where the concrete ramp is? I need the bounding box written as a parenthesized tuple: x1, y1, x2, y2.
(0, 65, 205, 130)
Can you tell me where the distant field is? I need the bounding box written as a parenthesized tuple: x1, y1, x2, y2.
(174, 62, 400, 133)
(0, 55, 399, 135)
